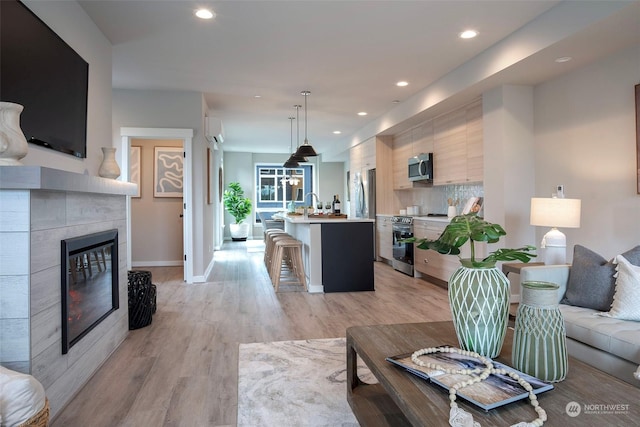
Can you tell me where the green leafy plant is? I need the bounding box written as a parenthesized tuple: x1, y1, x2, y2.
(223, 182, 252, 224)
(407, 213, 536, 268)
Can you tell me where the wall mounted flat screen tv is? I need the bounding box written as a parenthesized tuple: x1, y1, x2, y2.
(0, 0, 89, 158)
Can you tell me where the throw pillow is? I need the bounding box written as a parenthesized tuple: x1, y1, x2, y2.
(561, 245, 640, 311)
(597, 255, 640, 321)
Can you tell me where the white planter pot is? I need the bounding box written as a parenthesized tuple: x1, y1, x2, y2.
(230, 223, 249, 241)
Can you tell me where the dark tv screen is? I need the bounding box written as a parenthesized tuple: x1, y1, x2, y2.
(0, 0, 89, 158)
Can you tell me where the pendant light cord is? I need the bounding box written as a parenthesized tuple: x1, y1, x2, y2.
(302, 90, 310, 144)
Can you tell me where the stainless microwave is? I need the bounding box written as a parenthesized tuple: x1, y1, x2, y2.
(408, 153, 433, 182)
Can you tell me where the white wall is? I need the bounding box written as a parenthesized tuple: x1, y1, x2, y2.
(19, 1, 112, 175)
(113, 89, 213, 279)
(533, 45, 640, 260)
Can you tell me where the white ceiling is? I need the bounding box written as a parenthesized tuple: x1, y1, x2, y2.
(78, 0, 640, 159)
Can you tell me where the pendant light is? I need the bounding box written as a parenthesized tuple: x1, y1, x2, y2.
(290, 104, 307, 162)
(283, 116, 300, 168)
(295, 90, 318, 157)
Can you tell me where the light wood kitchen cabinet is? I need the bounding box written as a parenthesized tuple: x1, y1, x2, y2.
(434, 108, 467, 185)
(465, 100, 483, 183)
(433, 98, 483, 185)
(392, 130, 413, 190)
(413, 218, 487, 284)
(413, 220, 459, 282)
(375, 215, 393, 261)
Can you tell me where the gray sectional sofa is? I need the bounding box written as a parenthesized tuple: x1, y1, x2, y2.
(521, 264, 640, 387)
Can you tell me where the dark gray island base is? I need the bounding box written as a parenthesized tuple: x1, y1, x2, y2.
(280, 215, 375, 293)
(321, 222, 374, 292)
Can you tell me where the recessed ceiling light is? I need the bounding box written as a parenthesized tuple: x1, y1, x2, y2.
(396, 81, 409, 87)
(358, 112, 368, 116)
(459, 30, 478, 39)
(392, 100, 401, 104)
(195, 8, 215, 19)
(254, 95, 262, 98)
(555, 56, 573, 63)
(333, 131, 342, 135)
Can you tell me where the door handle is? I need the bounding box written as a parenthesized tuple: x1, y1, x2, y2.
(179, 214, 184, 218)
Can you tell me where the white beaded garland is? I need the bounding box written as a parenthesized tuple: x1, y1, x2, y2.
(411, 346, 547, 427)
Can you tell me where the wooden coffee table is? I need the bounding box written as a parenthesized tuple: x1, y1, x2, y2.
(347, 322, 639, 426)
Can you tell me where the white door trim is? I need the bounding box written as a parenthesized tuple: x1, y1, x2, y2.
(120, 127, 194, 283)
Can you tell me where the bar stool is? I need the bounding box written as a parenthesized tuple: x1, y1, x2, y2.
(271, 238, 307, 292)
(264, 230, 289, 267)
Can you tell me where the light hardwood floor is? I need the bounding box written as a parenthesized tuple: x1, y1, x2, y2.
(51, 240, 452, 427)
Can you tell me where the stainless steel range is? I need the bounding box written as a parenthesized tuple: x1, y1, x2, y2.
(391, 216, 414, 276)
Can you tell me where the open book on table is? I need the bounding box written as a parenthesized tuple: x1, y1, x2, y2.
(386, 347, 554, 412)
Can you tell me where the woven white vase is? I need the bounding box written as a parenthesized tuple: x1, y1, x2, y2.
(0, 102, 29, 165)
(448, 264, 510, 358)
(512, 281, 568, 382)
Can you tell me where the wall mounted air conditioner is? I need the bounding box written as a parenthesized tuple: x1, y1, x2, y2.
(205, 117, 224, 144)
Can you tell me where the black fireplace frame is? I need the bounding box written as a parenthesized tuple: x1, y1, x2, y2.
(61, 229, 119, 354)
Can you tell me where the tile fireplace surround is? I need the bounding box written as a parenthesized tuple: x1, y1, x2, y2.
(0, 166, 137, 417)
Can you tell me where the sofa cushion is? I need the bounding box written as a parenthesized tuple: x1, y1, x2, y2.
(598, 255, 640, 321)
(560, 304, 640, 365)
(561, 245, 640, 311)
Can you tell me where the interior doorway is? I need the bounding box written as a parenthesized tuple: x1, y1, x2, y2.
(120, 127, 194, 283)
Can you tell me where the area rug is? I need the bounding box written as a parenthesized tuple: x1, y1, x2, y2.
(237, 338, 376, 426)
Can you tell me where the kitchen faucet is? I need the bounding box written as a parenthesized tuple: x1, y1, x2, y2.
(304, 192, 319, 218)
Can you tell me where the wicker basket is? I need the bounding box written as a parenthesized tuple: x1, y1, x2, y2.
(17, 398, 50, 427)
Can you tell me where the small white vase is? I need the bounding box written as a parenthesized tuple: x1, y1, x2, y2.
(98, 147, 121, 179)
(0, 102, 29, 165)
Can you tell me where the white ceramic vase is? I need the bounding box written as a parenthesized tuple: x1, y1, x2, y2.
(0, 102, 29, 165)
(98, 147, 121, 179)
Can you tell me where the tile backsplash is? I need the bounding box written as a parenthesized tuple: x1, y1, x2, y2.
(396, 183, 484, 215)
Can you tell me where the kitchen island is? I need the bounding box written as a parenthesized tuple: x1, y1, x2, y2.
(277, 214, 375, 293)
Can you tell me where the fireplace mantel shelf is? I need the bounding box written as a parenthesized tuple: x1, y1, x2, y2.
(0, 166, 137, 196)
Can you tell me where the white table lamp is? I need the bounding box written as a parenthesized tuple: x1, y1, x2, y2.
(530, 197, 581, 264)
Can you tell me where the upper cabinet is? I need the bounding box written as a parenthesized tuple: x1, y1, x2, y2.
(392, 129, 413, 190)
(465, 100, 483, 183)
(434, 98, 483, 185)
(391, 98, 483, 188)
(392, 121, 434, 190)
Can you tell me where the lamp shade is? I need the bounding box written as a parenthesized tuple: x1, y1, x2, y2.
(283, 156, 299, 168)
(530, 198, 581, 228)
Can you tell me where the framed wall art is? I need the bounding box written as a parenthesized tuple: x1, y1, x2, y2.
(130, 146, 141, 198)
(154, 146, 183, 198)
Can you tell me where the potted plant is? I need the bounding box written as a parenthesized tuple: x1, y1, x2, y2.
(408, 213, 536, 357)
(223, 182, 252, 241)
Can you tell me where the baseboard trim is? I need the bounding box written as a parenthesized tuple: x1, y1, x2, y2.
(131, 260, 183, 267)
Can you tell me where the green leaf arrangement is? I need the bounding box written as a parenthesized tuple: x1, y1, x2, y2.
(406, 213, 536, 268)
(223, 182, 252, 224)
